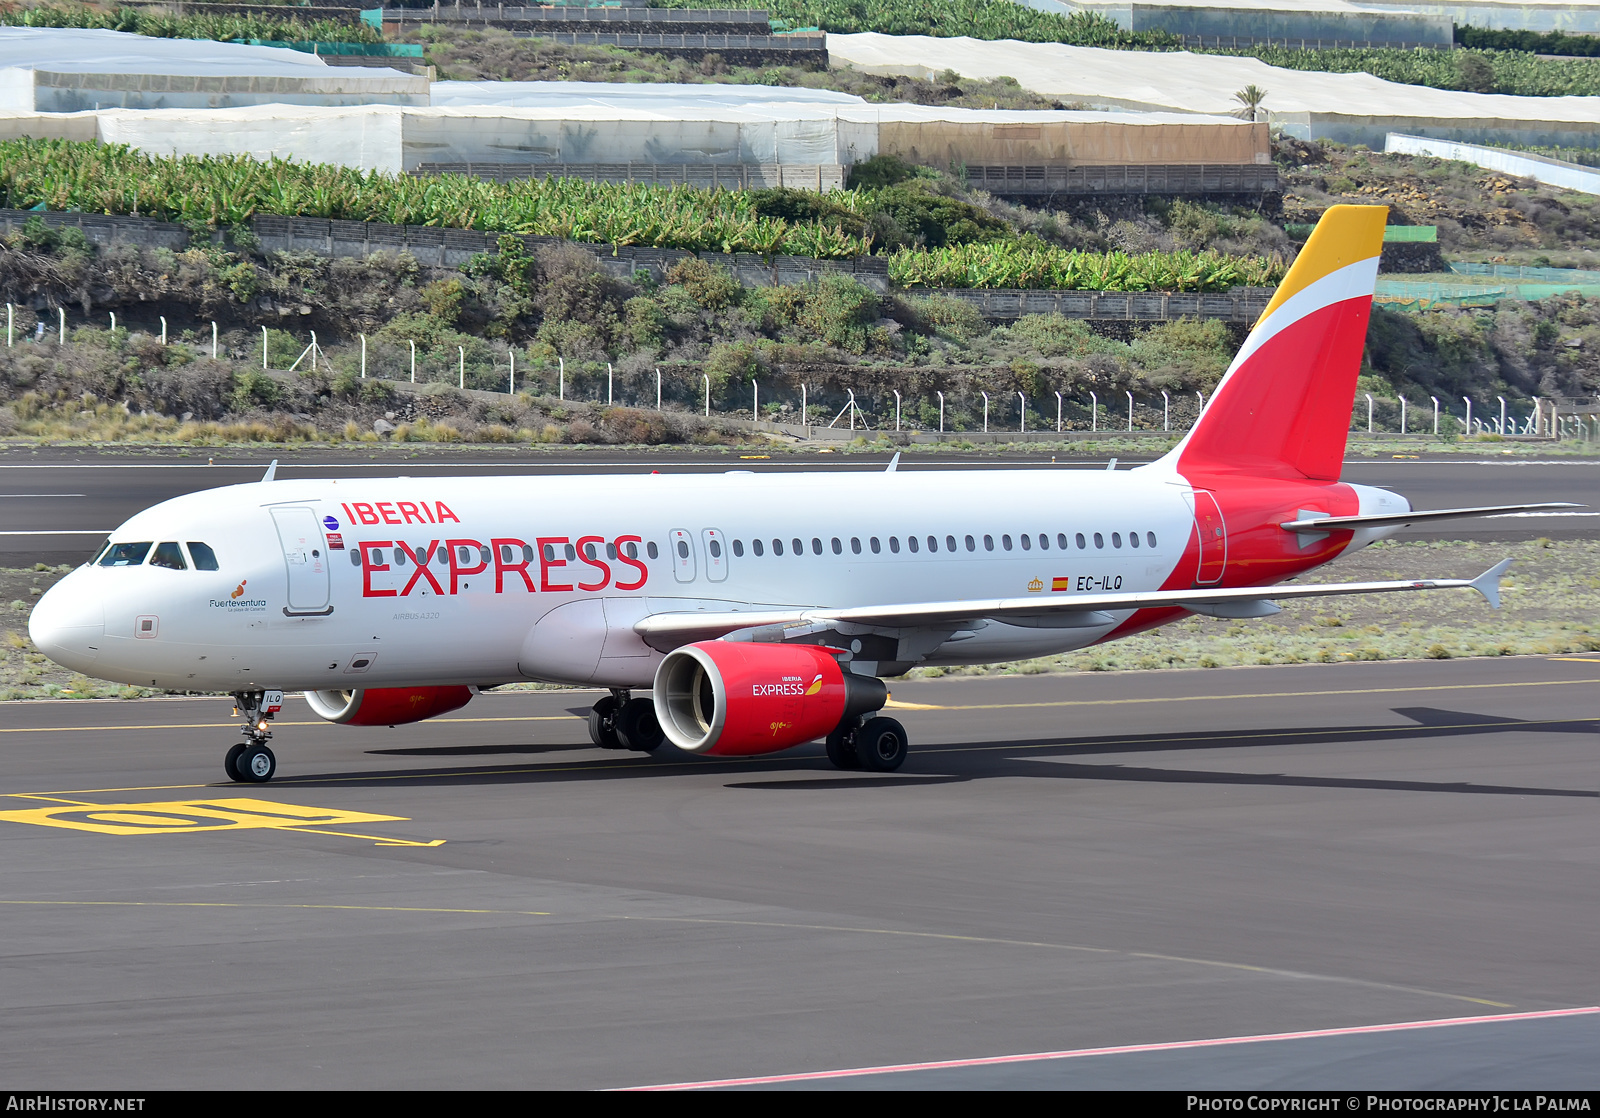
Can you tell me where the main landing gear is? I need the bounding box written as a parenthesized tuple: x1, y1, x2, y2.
(825, 715, 909, 773)
(588, 689, 665, 753)
(225, 689, 283, 783)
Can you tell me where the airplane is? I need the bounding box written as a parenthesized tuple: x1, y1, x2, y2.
(27, 205, 1577, 784)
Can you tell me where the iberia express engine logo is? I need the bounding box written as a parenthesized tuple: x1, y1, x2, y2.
(752, 674, 824, 698)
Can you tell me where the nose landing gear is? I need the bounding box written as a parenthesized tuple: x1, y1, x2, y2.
(225, 690, 283, 783)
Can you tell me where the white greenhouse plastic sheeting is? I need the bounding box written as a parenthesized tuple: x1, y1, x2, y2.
(0, 27, 425, 111)
(1385, 132, 1600, 195)
(829, 33, 1600, 148)
(431, 80, 868, 110)
(1030, 0, 1600, 34)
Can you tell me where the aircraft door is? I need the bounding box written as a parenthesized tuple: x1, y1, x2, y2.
(271, 506, 331, 614)
(701, 528, 728, 582)
(669, 529, 697, 582)
(1192, 490, 1227, 585)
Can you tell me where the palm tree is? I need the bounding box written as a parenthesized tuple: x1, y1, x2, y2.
(1233, 85, 1268, 123)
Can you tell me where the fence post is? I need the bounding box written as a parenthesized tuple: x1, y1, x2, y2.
(1366, 393, 1373, 434)
(1056, 391, 1063, 433)
(894, 389, 901, 432)
(5, 304, 11, 347)
(937, 390, 944, 434)
(1399, 395, 1407, 434)
(1431, 396, 1439, 435)
(981, 391, 989, 433)
(509, 348, 515, 394)
(311, 331, 318, 373)
(109, 311, 116, 335)
(61, 307, 67, 346)
(360, 334, 367, 379)
(849, 389, 857, 432)
(559, 357, 565, 401)
(752, 377, 758, 422)
(656, 367, 662, 411)
(1162, 390, 1169, 432)
(1090, 390, 1097, 432)
(1195, 391, 1204, 426)
(262, 325, 268, 370)
(1496, 396, 1506, 435)
(458, 346, 465, 390)
(1017, 391, 1025, 434)
(703, 374, 709, 417)
(211, 321, 217, 360)
(158, 314, 165, 345)
(800, 383, 806, 427)
(1463, 396, 1472, 435)
(607, 362, 613, 406)
(1126, 390, 1133, 432)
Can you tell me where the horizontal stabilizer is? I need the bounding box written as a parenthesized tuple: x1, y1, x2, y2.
(634, 561, 1518, 647)
(1281, 503, 1582, 532)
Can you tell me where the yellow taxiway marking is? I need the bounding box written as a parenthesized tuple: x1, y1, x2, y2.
(0, 796, 443, 846)
(0, 900, 1509, 1010)
(884, 676, 1599, 712)
(0, 714, 582, 735)
(1548, 657, 1600, 663)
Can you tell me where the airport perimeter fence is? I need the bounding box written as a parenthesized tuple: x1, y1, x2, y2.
(6, 298, 1593, 443)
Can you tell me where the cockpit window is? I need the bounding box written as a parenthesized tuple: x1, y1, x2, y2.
(98, 542, 151, 567)
(187, 543, 219, 571)
(149, 542, 187, 570)
(87, 539, 111, 566)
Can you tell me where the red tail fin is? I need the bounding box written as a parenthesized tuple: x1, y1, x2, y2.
(1169, 205, 1387, 481)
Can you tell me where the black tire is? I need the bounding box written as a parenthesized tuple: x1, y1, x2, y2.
(615, 697, 665, 752)
(224, 742, 248, 783)
(854, 717, 907, 773)
(588, 695, 623, 749)
(825, 724, 861, 770)
(237, 743, 276, 783)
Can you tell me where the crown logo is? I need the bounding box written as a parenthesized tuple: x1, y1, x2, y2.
(1027, 578, 1044, 593)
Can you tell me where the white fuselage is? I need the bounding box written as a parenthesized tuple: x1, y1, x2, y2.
(28, 467, 1390, 693)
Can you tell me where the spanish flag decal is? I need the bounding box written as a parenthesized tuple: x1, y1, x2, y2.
(1051, 577, 1070, 592)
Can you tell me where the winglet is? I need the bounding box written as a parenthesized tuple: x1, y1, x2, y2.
(1469, 558, 1514, 610)
(885, 452, 900, 474)
(262, 459, 278, 483)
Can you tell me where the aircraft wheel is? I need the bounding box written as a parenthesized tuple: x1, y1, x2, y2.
(588, 695, 623, 749)
(615, 697, 665, 752)
(224, 742, 248, 783)
(825, 724, 861, 771)
(236, 744, 276, 783)
(854, 717, 907, 773)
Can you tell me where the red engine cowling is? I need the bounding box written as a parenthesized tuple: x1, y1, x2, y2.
(303, 686, 474, 727)
(653, 641, 887, 756)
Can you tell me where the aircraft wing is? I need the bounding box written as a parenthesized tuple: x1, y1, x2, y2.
(1281, 503, 1581, 532)
(634, 559, 1514, 646)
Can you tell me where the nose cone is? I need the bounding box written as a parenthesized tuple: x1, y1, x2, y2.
(29, 574, 103, 671)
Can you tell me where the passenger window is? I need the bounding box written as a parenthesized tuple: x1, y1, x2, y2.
(1057, 533, 1069, 550)
(946, 535, 957, 552)
(889, 537, 900, 554)
(543, 544, 555, 562)
(187, 542, 219, 571)
(965, 535, 975, 552)
(646, 542, 659, 559)
(908, 536, 919, 553)
(1076, 533, 1087, 550)
(831, 538, 842, 555)
(1002, 534, 1013, 551)
(394, 549, 408, 567)
(435, 548, 448, 566)
(349, 550, 362, 567)
(99, 542, 151, 567)
(1112, 533, 1123, 549)
(708, 539, 722, 559)
(870, 537, 880, 554)
(851, 537, 861, 555)
(676, 540, 689, 559)
(927, 536, 938, 552)
(732, 539, 744, 557)
(984, 535, 994, 551)
(1038, 534, 1049, 550)
(1094, 532, 1104, 548)
(605, 542, 617, 560)
(585, 542, 599, 560)
(811, 538, 822, 555)
(522, 544, 535, 563)
(370, 548, 386, 565)
(1020, 534, 1031, 551)
(1129, 531, 1140, 548)
(150, 542, 186, 570)
(1147, 532, 1157, 548)
(773, 539, 784, 556)
(792, 538, 803, 556)
(565, 544, 577, 562)
(753, 539, 764, 556)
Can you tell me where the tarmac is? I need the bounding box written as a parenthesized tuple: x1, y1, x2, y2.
(0, 656, 1594, 1088)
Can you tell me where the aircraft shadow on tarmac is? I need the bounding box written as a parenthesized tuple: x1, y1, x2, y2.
(262, 706, 1597, 799)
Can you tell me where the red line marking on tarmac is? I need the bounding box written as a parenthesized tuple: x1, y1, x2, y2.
(626, 1005, 1600, 1090)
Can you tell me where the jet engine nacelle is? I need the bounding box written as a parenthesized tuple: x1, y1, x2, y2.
(654, 641, 887, 756)
(304, 686, 474, 727)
